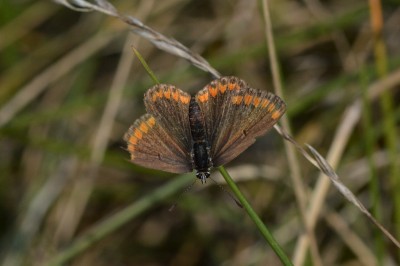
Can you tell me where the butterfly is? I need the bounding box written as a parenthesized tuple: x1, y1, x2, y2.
(124, 76, 286, 183)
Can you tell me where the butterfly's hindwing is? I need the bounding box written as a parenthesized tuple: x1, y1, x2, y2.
(214, 88, 286, 166)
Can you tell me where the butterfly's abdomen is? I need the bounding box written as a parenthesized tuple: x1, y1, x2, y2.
(189, 97, 212, 181)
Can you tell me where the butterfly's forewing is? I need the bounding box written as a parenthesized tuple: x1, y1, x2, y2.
(195, 77, 244, 159)
(124, 114, 192, 173)
(195, 76, 286, 167)
(144, 84, 193, 156)
(124, 84, 194, 173)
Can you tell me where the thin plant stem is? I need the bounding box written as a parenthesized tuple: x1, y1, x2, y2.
(368, 0, 400, 258)
(260, 0, 322, 264)
(218, 166, 293, 266)
(360, 66, 384, 263)
(132, 46, 160, 84)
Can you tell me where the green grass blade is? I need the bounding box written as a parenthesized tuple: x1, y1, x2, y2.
(131, 46, 159, 84)
(218, 166, 293, 266)
(46, 173, 193, 266)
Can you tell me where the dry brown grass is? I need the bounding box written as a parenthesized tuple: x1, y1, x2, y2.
(0, 0, 399, 265)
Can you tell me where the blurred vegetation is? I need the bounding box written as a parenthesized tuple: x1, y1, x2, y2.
(0, 0, 399, 265)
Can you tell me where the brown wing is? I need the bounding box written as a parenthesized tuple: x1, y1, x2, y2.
(144, 84, 193, 160)
(124, 114, 192, 173)
(195, 76, 286, 167)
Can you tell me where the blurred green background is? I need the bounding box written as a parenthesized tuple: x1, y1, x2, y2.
(0, 0, 399, 265)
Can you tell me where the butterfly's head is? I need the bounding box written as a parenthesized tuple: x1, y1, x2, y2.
(196, 171, 210, 184)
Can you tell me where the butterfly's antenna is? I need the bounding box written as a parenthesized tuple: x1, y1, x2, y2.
(209, 177, 243, 208)
(168, 179, 197, 212)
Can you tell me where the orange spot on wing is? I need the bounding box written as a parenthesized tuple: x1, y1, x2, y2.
(209, 86, 218, 97)
(253, 97, 261, 107)
(172, 90, 179, 102)
(147, 117, 156, 126)
(267, 103, 276, 112)
(129, 136, 138, 145)
(163, 89, 171, 99)
(134, 129, 143, 139)
(272, 110, 282, 119)
(228, 82, 237, 90)
(218, 83, 227, 93)
(232, 95, 243, 105)
(261, 99, 270, 108)
(244, 94, 253, 105)
(139, 122, 149, 133)
(151, 90, 162, 102)
(198, 92, 209, 103)
(180, 95, 190, 104)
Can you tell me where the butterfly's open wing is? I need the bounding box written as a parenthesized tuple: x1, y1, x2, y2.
(124, 84, 193, 173)
(195, 76, 286, 167)
(124, 114, 192, 173)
